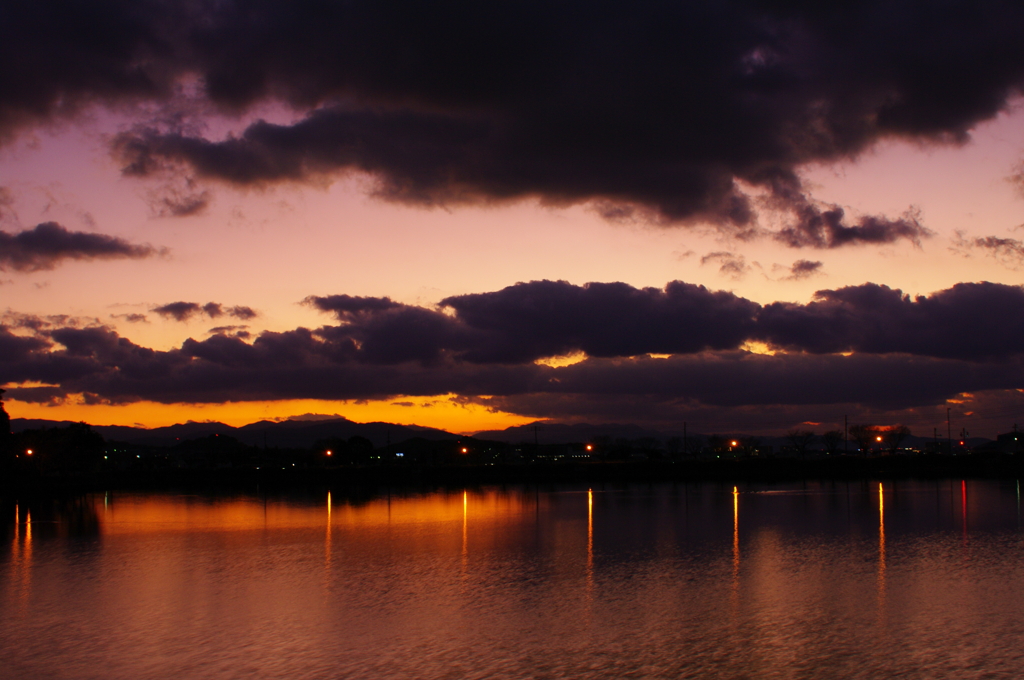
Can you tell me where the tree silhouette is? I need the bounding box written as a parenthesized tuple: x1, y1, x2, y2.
(821, 430, 844, 455)
(786, 429, 815, 457)
(881, 425, 911, 455)
(848, 424, 877, 454)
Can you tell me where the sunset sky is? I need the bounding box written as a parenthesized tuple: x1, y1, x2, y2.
(3, 0, 1024, 437)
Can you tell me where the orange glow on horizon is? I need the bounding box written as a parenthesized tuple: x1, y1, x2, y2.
(5, 394, 536, 434)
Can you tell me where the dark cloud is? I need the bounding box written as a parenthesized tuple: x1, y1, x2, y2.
(152, 301, 201, 321)
(769, 186, 930, 248)
(4, 1, 1024, 243)
(112, 313, 149, 323)
(227, 306, 257, 320)
(782, 259, 824, 280)
(0, 0, 178, 140)
(304, 294, 403, 320)
(303, 282, 763, 366)
(757, 281, 1024, 360)
(6, 278, 1024, 435)
(701, 252, 750, 279)
(0, 222, 160, 272)
(303, 279, 1024, 365)
(146, 182, 211, 218)
(202, 302, 223, 318)
(2, 385, 66, 405)
(152, 301, 257, 321)
(0, 325, 51, 363)
(3, 320, 1022, 432)
(208, 325, 251, 339)
(952, 232, 1024, 269)
(440, 280, 761, 363)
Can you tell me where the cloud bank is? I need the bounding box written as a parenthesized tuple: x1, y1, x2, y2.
(4, 279, 1024, 432)
(4, 0, 1024, 242)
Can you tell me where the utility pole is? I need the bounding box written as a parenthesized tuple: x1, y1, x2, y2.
(683, 421, 688, 458)
(947, 407, 952, 455)
(844, 415, 848, 455)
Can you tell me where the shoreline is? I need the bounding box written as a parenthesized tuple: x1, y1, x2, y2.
(3, 453, 1023, 497)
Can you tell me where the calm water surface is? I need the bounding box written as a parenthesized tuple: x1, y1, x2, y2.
(3, 480, 1024, 679)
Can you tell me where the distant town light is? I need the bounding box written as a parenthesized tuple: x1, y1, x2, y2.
(586, 444, 593, 451)
(461, 447, 468, 453)
(731, 441, 738, 447)
(876, 436, 882, 442)
(326, 450, 333, 456)
(26, 449, 33, 455)
(396, 453, 404, 457)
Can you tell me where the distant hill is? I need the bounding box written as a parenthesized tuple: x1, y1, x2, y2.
(11, 417, 455, 449)
(472, 421, 669, 444)
(12, 416, 994, 451)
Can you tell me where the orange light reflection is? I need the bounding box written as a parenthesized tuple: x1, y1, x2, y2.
(325, 491, 332, 572)
(878, 482, 886, 617)
(461, 490, 469, 576)
(729, 486, 740, 618)
(732, 486, 740, 579)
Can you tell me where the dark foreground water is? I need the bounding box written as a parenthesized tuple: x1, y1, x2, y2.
(3, 480, 1024, 679)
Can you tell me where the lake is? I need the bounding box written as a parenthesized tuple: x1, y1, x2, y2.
(3, 480, 1024, 679)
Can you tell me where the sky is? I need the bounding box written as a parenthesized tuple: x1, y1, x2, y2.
(2, 0, 1024, 438)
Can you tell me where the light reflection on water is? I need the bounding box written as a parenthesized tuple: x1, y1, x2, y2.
(3, 480, 1024, 679)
